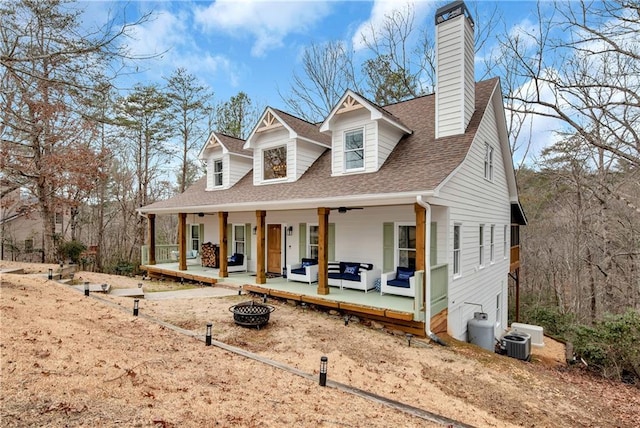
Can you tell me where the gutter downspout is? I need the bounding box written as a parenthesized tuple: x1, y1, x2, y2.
(416, 195, 446, 346)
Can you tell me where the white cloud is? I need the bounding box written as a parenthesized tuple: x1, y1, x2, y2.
(194, 0, 333, 57)
(351, 0, 435, 51)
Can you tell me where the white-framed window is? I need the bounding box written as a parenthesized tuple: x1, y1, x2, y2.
(308, 224, 319, 259)
(233, 224, 245, 254)
(213, 159, 223, 186)
(396, 223, 416, 269)
(496, 292, 502, 329)
(263, 146, 287, 180)
(190, 224, 200, 252)
(453, 224, 461, 277)
(344, 128, 364, 171)
(490, 225, 495, 263)
(503, 225, 508, 260)
(484, 143, 494, 181)
(479, 224, 485, 267)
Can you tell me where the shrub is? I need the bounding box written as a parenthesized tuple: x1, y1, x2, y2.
(57, 240, 86, 264)
(522, 305, 575, 338)
(571, 310, 640, 384)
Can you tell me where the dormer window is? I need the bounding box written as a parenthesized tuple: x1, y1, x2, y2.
(213, 159, 223, 187)
(263, 146, 287, 180)
(344, 129, 364, 171)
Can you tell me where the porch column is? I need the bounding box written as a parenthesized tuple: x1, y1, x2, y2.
(219, 212, 228, 278)
(178, 213, 187, 270)
(147, 214, 156, 265)
(255, 210, 266, 284)
(317, 207, 330, 295)
(414, 203, 426, 297)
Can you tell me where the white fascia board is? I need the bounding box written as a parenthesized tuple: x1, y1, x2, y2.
(137, 190, 437, 215)
(297, 135, 332, 148)
(491, 82, 520, 201)
(243, 106, 271, 149)
(197, 132, 218, 160)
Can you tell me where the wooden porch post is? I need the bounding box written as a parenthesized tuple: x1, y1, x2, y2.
(147, 214, 156, 265)
(256, 210, 266, 284)
(317, 207, 330, 295)
(178, 213, 187, 270)
(414, 203, 426, 297)
(219, 212, 228, 278)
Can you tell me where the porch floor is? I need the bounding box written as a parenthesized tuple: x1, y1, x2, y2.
(141, 261, 429, 337)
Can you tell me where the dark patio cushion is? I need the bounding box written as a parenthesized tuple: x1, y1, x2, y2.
(291, 267, 306, 275)
(301, 258, 317, 267)
(396, 266, 414, 281)
(387, 278, 411, 288)
(328, 272, 343, 280)
(342, 273, 361, 282)
(228, 253, 244, 266)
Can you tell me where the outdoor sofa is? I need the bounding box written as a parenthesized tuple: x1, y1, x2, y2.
(227, 253, 247, 272)
(328, 261, 380, 292)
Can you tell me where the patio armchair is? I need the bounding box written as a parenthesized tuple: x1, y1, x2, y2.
(287, 258, 318, 284)
(227, 253, 247, 273)
(380, 266, 415, 297)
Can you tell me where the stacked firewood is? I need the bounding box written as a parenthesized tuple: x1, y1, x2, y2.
(200, 242, 219, 268)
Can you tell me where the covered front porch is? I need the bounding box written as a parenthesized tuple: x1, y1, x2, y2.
(140, 259, 448, 337)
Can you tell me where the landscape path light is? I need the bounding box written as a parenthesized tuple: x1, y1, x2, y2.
(206, 323, 212, 346)
(133, 299, 139, 316)
(319, 356, 328, 387)
(84, 281, 89, 296)
(48, 268, 53, 280)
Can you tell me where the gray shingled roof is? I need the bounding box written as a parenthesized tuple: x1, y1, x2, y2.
(141, 78, 499, 213)
(270, 108, 331, 146)
(214, 132, 252, 156)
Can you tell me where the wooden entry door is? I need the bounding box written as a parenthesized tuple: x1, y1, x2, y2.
(267, 224, 282, 274)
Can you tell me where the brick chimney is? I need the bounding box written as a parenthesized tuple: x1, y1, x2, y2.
(435, 1, 475, 138)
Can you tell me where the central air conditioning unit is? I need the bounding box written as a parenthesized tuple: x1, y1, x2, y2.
(500, 332, 531, 361)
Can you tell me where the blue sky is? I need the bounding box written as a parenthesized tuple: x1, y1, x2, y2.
(80, 0, 553, 163)
(82, 1, 540, 103)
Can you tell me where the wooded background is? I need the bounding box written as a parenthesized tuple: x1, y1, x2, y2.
(2, 0, 638, 380)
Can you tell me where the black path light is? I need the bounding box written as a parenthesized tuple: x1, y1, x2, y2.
(406, 333, 414, 347)
(319, 356, 328, 387)
(48, 268, 53, 280)
(133, 299, 139, 316)
(206, 323, 212, 346)
(84, 281, 90, 296)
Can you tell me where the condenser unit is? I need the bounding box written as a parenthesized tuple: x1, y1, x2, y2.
(501, 332, 531, 361)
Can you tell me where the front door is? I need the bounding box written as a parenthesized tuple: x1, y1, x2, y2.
(267, 224, 282, 274)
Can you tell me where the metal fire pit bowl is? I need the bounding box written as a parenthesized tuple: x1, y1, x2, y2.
(229, 301, 276, 329)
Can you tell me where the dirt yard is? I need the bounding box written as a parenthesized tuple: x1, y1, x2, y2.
(1, 262, 638, 427)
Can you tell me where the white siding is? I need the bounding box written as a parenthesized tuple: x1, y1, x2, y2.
(432, 95, 511, 340)
(205, 151, 251, 191)
(435, 14, 475, 138)
(251, 127, 294, 185)
(377, 121, 406, 169)
(330, 109, 377, 175)
(227, 154, 252, 187)
(294, 139, 325, 179)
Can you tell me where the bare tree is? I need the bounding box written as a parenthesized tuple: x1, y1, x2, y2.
(0, 0, 152, 262)
(215, 92, 261, 139)
(499, 0, 640, 168)
(279, 40, 358, 122)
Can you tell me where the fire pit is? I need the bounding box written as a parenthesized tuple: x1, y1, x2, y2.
(229, 301, 275, 329)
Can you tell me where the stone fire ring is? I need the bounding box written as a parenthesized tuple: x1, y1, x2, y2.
(229, 301, 276, 329)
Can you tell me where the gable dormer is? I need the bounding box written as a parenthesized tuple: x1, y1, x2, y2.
(198, 132, 252, 191)
(320, 91, 412, 176)
(244, 108, 330, 185)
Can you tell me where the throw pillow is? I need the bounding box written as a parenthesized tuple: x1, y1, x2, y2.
(397, 267, 414, 281)
(344, 264, 359, 275)
(228, 254, 236, 264)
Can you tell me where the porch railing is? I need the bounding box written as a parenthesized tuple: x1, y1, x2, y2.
(430, 263, 448, 315)
(140, 244, 179, 265)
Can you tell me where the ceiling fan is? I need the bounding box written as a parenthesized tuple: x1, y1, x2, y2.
(330, 206, 364, 213)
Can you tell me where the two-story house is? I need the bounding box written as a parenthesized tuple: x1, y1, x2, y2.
(139, 1, 526, 342)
